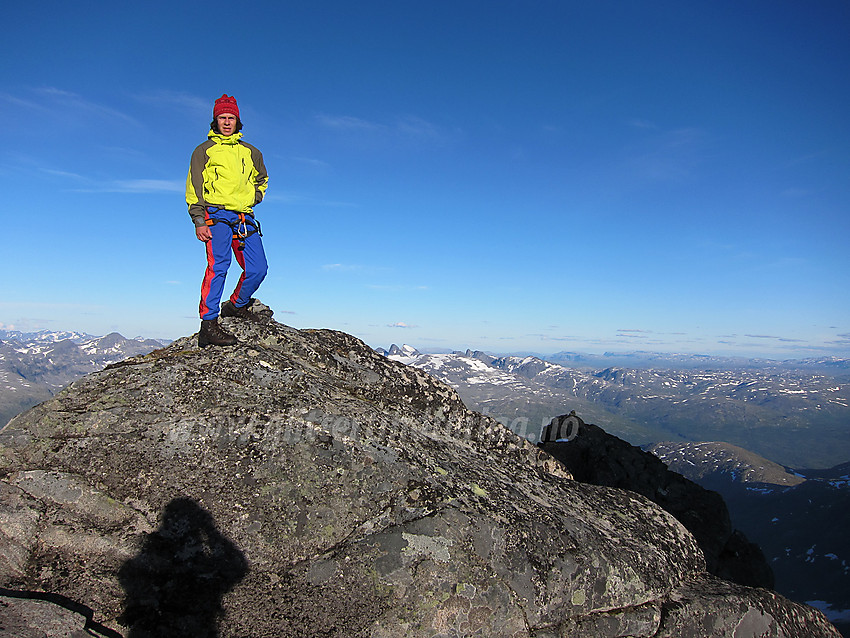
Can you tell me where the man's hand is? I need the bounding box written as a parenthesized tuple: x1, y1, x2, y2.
(196, 225, 212, 242)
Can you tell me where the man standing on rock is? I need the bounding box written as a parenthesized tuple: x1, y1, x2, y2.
(186, 94, 269, 347)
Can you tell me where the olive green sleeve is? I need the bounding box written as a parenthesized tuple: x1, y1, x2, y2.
(249, 144, 268, 207)
(186, 141, 214, 226)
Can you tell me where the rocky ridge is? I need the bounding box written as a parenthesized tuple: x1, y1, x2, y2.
(651, 441, 850, 633)
(0, 311, 841, 636)
(649, 441, 808, 487)
(540, 416, 774, 589)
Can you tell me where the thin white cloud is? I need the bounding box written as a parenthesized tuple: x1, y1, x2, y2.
(67, 178, 184, 194)
(31, 87, 140, 126)
(111, 179, 184, 193)
(0, 92, 48, 112)
(388, 322, 417, 329)
(316, 113, 449, 143)
(625, 126, 708, 182)
(316, 114, 383, 132)
(322, 263, 362, 272)
(265, 191, 358, 208)
(784, 150, 828, 167)
(367, 284, 429, 292)
(37, 166, 182, 193)
(136, 90, 209, 117)
(395, 115, 444, 140)
(291, 156, 332, 170)
(41, 168, 88, 180)
(627, 118, 658, 130)
(744, 334, 806, 343)
(616, 329, 659, 340)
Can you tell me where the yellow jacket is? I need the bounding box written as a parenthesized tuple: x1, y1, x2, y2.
(186, 131, 268, 227)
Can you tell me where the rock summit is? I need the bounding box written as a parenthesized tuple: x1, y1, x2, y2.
(0, 311, 840, 636)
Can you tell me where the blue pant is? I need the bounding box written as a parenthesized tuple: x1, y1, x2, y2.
(199, 208, 268, 320)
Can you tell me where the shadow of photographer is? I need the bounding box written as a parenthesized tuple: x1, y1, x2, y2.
(118, 497, 248, 637)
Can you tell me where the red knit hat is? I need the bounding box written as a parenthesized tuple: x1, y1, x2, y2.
(213, 94, 240, 119)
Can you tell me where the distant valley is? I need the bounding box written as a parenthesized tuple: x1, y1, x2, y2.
(382, 345, 850, 469)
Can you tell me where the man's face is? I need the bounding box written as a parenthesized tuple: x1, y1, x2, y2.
(217, 113, 238, 136)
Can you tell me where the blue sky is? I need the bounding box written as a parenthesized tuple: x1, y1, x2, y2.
(2, 1, 848, 359)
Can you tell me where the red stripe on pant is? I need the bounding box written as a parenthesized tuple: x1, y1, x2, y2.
(229, 238, 247, 305)
(198, 209, 235, 320)
(198, 208, 267, 319)
(199, 236, 220, 319)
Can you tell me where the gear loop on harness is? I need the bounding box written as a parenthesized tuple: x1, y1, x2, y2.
(205, 207, 262, 250)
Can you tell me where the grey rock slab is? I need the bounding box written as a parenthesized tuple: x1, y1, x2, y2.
(0, 314, 840, 636)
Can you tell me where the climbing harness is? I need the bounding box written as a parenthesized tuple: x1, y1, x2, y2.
(205, 208, 262, 250)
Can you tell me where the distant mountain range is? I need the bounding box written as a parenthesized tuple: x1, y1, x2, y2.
(379, 344, 850, 469)
(547, 349, 850, 372)
(0, 330, 168, 428)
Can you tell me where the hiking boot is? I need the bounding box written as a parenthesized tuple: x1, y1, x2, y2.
(221, 300, 264, 323)
(198, 318, 238, 348)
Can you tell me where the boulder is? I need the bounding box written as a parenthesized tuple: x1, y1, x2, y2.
(539, 414, 775, 589)
(0, 315, 840, 636)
